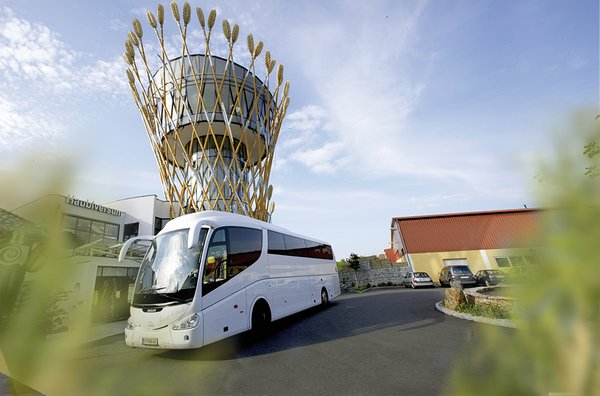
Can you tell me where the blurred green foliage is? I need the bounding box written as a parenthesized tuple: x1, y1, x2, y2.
(0, 158, 86, 395)
(448, 110, 600, 395)
(584, 118, 599, 178)
(2, 110, 599, 395)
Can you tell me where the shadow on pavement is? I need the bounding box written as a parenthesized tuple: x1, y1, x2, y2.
(157, 288, 449, 362)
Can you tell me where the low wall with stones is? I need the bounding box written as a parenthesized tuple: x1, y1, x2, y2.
(463, 286, 516, 310)
(338, 260, 409, 293)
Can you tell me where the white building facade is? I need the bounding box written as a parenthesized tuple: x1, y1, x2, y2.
(12, 194, 172, 326)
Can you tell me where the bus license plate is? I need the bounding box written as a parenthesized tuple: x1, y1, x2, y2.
(142, 337, 158, 346)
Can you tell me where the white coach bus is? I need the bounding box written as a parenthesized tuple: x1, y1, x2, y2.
(118, 211, 340, 349)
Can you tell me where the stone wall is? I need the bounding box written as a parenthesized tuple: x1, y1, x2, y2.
(463, 286, 516, 310)
(338, 260, 409, 293)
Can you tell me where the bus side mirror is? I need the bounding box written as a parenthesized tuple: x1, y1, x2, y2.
(189, 223, 213, 249)
(118, 236, 154, 262)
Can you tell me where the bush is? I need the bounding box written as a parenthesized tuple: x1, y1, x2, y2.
(456, 302, 511, 320)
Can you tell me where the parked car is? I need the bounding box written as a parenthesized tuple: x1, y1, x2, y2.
(438, 265, 476, 287)
(474, 269, 505, 286)
(402, 272, 434, 288)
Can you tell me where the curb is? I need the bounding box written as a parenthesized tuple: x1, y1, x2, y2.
(345, 286, 403, 294)
(435, 301, 518, 329)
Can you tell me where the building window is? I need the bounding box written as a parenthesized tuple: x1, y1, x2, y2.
(105, 224, 119, 241)
(124, 223, 139, 241)
(154, 217, 169, 235)
(63, 215, 119, 247)
(495, 257, 511, 268)
(495, 256, 540, 268)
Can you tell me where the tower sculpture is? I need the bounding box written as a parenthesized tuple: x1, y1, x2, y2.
(123, 2, 290, 221)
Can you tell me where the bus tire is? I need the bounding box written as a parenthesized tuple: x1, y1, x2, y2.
(320, 287, 329, 307)
(251, 300, 271, 336)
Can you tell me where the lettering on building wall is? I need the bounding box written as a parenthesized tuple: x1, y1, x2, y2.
(65, 195, 123, 217)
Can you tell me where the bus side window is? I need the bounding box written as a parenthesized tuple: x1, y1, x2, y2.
(227, 227, 262, 275)
(202, 227, 262, 296)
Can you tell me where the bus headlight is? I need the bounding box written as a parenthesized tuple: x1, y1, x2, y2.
(172, 313, 200, 330)
(126, 317, 136, 330)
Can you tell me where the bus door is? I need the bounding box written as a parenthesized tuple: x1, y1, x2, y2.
(200, 226, 263, 344)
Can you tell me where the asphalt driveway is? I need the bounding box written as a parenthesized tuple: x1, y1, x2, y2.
(40, 287, 489, 395)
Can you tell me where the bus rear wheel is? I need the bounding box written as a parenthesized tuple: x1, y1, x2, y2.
(251, 301, 271, 336)
(321, 288, 329, 307)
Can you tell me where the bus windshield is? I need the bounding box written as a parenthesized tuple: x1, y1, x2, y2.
(132, 228, 208, 306)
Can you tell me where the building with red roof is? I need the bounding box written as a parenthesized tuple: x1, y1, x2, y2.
(387, 208, 542, 282)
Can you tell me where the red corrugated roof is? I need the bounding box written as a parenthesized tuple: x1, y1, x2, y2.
(394, 208, 540, 254)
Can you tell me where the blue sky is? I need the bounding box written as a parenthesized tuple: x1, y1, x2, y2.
(0, 0, 597, 259)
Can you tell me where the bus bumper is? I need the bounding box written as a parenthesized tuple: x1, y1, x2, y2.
(125, 320, 204, 349)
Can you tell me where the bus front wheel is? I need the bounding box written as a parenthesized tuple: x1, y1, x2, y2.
(251, 300, 271, 335)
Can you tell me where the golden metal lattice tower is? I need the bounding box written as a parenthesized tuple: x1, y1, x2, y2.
(124, 2, 290, 221)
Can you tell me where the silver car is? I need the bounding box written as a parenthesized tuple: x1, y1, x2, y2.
(402, 272, 434, 288)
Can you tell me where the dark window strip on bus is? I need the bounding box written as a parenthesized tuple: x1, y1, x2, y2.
(267, 230, 334, 260)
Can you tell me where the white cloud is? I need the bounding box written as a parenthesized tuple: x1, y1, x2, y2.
(273, 1, 525, 200)
(0, 7, 75, 86)
(277, 105, 348, 173)
(0, 7, 129, 96)
(0, 94, 65, 147)
(280, 105, 326, 148)
(81, 56, 128, 96)
(109, 18, 128, 32)
(275, 2, 431, 178)
(290, 142, 348, 174)
(285, 105, 326, 134)
(0, 7, 130, 151)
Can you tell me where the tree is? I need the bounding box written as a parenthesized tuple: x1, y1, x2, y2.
(347, 253, 360, 270)
(347, 253, 360, 289)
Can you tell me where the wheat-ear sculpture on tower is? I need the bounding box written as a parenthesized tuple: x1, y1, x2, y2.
(124, 1, 290, 221)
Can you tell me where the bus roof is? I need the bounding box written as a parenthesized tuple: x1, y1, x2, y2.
(160, 211, 329, 245)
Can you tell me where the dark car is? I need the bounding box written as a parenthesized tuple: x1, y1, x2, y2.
(438, 265, 476, 287)
(474, 269, 505, 286)
(402, 272, 434, 288)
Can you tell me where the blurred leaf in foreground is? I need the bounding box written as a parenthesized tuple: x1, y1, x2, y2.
(0, 158, 86, 395)
(448, 109, 600, 395)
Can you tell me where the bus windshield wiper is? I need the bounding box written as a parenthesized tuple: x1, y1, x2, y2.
(136, 286, 191, 303)
(138, 286, 166, 294)
(154, 292, 191, 304)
